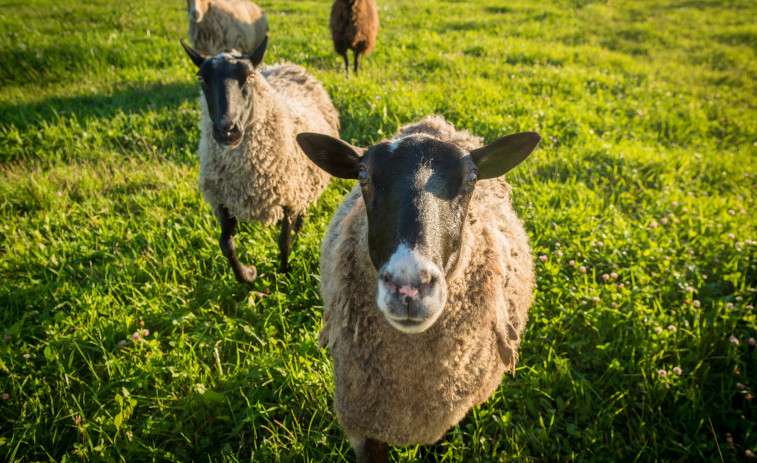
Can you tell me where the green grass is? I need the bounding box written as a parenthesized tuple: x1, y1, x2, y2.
(1, 0, 755, 461)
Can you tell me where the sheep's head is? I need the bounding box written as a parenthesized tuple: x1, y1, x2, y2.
(187, 0, 209, 23)
(181, 37, 267, 149)
(297, 130, 541, 333)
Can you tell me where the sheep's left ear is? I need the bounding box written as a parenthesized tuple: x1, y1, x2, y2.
(470, 132, 541, 179)
(296, 132, 364, 179)
(244, 35, 268, 68)
(180, 38, 209, 68)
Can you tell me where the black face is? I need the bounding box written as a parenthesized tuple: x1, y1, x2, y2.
(296, 127, 540, 333)
(181, 37, 267, 148)
(359, 136, 476, 275)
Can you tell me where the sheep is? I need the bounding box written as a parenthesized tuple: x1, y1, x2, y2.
(330, 0, 379, 75)
(296, 115, 541, 462)
(187, 0, 268, 56)
(181, 36, 340, 282)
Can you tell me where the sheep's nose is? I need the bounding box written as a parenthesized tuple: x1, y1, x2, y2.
(380, 267, 437, 305)
(213, 118, 241, 138)
(376, 247, 448, 332)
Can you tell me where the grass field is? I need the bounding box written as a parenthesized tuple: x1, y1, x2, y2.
(1, 0, 756, 461)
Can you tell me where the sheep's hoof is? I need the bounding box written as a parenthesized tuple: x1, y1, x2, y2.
(234, 265, 257, 283)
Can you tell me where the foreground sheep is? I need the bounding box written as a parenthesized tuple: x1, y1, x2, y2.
(297, 116, 540, 462)
(187, 0, 268, 56)
(330, 0, 379, 75)
(182, 36, 339, 282)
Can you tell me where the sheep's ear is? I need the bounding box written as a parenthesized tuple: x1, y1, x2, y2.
(296, 133, 364, 179)
(470, 132, 541, 179)
(245, 35, 268, 68)
(180, 38, 209, 68)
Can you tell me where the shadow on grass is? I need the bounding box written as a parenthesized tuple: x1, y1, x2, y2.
(0, 247, 123, 315)
(661, 0, 751, 9)
(485, 6, 514, 14)
(0, 80, 196, 129)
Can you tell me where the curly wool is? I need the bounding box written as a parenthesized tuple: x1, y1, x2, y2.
(319, 116, 534, 446)
(198, 63, 340, 225)
(188, 0, 268, 56)
(330, 0, 379, 57)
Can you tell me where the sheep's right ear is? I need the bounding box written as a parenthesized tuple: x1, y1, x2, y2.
(470, 132, 541, 179)
(245, 35, 268, 68)
(180, 38, 208, 68)
(296, 133, 363, 179)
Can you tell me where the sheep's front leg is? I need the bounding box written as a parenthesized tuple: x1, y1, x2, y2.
(277, 209, 303, 274)
(348, 434, 389, 463)
(217, 205, 257, 283)
(353, 50, 362, 75)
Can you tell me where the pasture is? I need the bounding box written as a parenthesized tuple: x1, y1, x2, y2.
(1, 0, 755, 461)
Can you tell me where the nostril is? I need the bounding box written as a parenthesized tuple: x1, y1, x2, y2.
(419, 280, 433, 296)
(384, 279, 398, 294)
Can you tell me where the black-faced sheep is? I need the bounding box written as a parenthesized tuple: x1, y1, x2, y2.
(330, 0, 379, 75)
(296, 116, 540, 462)
(181, 37, 340, 282)
(187, 0, 268, 56)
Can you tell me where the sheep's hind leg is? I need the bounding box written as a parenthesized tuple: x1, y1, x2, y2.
(292, 213, 304, 235)
(277, 209, 302, 274)
(217, 205, 257, 283)
(363, 439, 389, 463)
(347, 434, 389, 463)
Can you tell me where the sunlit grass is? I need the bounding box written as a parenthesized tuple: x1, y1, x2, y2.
(0, 0, 755, 461)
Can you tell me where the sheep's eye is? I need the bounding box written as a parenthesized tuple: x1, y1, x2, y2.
(246, 73, 254, 84)
(358, 168, 370, 186)
(466, 171, 477, 187)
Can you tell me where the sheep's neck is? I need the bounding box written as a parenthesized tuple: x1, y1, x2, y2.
(246, 77, 287, 139)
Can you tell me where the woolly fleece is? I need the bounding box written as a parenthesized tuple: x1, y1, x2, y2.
(198, 62, 339, 225)
(319, 116, 535, 446)
(329, 0, 379, 57)
(188, 0, 268, 56)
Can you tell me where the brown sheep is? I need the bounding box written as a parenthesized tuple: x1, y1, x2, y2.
(329, 0, 379, 75)
(297, 116, 541, 461)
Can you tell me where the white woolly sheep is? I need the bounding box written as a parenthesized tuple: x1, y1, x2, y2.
(187, 0, 268, 56)
(330, 0, 379, 75)
(182, 37, 340, 282)
(297, 116, 541, 462)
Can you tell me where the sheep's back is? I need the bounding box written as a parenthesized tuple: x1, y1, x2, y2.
(329, 0, 379, 55)
(396, 115, 483, 151)
(189, 0, 268, 56)
(261, 64, 340, 136)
